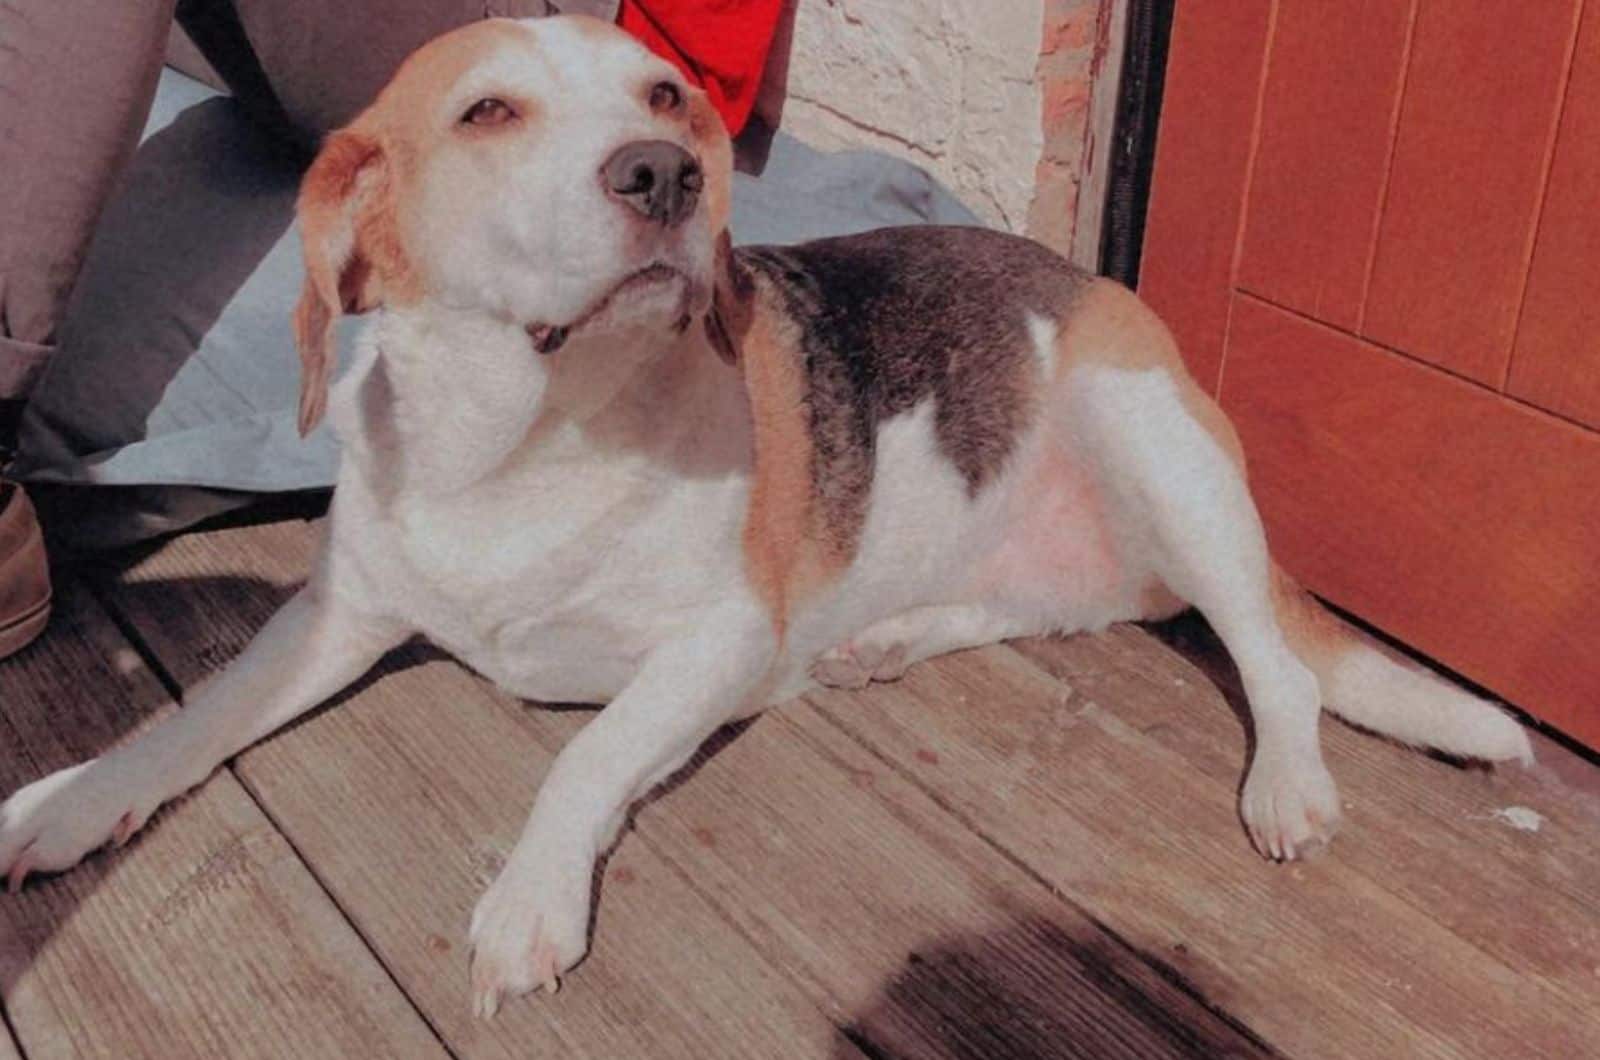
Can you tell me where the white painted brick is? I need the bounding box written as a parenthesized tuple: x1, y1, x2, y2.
(777, 0, 1046, 229)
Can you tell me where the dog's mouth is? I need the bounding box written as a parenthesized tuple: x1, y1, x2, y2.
(525, 263, 693, 354)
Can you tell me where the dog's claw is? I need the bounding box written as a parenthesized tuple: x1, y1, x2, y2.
(6, 844, 36, 894)
(467, 868, 587, 1019)
(474, 985, 501, 1021)
(527, 323, 569, 354)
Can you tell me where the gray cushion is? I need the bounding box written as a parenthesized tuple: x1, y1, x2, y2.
(15, 67, 977, 546)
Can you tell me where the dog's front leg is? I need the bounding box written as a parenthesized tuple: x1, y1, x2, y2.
(468, 603, 776, 1017)
(0, 578, 406, 889)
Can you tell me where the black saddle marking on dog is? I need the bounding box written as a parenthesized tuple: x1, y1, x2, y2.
(738, 225, 1090, 554)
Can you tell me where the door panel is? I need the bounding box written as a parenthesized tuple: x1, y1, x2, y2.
(1226, 294, 1600, 740)
(1139, 0, 1272, 391)
(1236, 0, 1413, 331)
(1362, 0, 1581, 385)
(1143, 0, 1600, 747)
(1508, 2, 1600, 429)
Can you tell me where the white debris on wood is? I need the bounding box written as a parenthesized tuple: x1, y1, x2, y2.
(1488, 806, 1545, 832)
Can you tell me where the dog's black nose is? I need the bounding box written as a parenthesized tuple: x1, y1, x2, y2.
(601, 140, 702, 226)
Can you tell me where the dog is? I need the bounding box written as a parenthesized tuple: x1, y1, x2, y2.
(0, 15, 1533, 1018)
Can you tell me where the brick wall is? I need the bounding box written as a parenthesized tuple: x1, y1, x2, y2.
(1028, 0, 1105, 257)
(761, 0, 1112, 258)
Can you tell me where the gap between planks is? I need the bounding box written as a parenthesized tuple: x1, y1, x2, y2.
(1, 1014, 21, 1060)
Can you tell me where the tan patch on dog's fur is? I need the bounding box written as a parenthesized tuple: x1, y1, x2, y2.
(1058, 279, 1246, 469)
(564, 12, 626, 41)
(735, 288, 855, 636)
(295, 131, 384, 435)
(687, 92, 733, 237)
(293, 128, 423, 435)
(370, 19, 541, 143)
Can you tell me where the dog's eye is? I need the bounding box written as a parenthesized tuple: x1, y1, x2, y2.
(649, 81, 683, 112)
(461, 98, 515, 126)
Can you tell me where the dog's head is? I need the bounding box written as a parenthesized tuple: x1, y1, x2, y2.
(291, 15, 734, 434)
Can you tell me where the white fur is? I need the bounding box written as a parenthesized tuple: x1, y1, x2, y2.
(1025, 310, 1058, 377)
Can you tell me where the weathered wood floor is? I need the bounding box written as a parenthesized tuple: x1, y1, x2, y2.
(2, 512, 1597, 1059)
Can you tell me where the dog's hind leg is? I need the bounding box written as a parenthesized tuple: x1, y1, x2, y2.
(1072, 353, 1339, 862)
(0, 576, 406, 890)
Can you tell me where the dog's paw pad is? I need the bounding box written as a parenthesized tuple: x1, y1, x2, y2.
(812, 647, 873, 689)
(813, 641, 909, 690)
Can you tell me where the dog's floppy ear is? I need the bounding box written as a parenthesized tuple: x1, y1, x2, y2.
(686, 87, 733, 237)
(684, 86, 751, 366)
(292, 127, 392, 436)
(705, 230, 754, 367)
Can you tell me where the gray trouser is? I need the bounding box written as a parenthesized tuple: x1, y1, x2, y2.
(0, 0, 177, 419)
(0, 0, 615, 447)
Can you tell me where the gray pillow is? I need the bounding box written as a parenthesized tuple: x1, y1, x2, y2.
(15, 67, 977, 546)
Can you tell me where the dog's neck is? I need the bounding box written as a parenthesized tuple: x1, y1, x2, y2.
(338, 300, 747, 499)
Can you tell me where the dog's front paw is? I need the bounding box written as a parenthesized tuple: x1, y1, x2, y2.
(1240, 747, 1342, 862)
(0, 758, 167, 891)
(812, 640, 909, 690)
(468, 854, 592, 1018)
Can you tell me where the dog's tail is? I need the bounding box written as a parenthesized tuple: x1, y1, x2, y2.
(1272, 567, 1533, 764)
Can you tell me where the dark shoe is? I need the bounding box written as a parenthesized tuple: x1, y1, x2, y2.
(0, 480, 51, 659)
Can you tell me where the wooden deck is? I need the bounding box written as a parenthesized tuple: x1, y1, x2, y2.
(2, 512, 1598, 1059)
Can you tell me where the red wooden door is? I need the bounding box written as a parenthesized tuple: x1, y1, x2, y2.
(1142, 0, 1600, 747)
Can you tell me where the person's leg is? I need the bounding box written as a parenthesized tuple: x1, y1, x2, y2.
(0, 0, 175, 657)
(0, 0, 178, 426)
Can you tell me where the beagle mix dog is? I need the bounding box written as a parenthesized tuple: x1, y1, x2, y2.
(0, 15, 1532, 1017)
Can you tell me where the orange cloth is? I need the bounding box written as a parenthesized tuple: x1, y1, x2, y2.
(617, 0, 785, 135)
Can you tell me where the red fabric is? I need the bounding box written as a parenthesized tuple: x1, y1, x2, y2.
(617, 0, 785, 136)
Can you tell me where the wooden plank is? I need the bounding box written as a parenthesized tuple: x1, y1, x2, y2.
(1508, 1, 1600, 428)
(0, 581, 445, 1060)
(806, 644, 1600, 1058)
(1224, 292, 1600, 745)
(1011, 623, 1600, 1015)
(1235, 0, 1413, 331)
(630, 710, 1270, 1059)
(1137, 0, 1273, 391)
(94, 520, 863, 1060)
(1362, 0, 1581, 384)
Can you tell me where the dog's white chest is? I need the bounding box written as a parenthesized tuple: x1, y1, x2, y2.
(371, 457, 753, 703)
